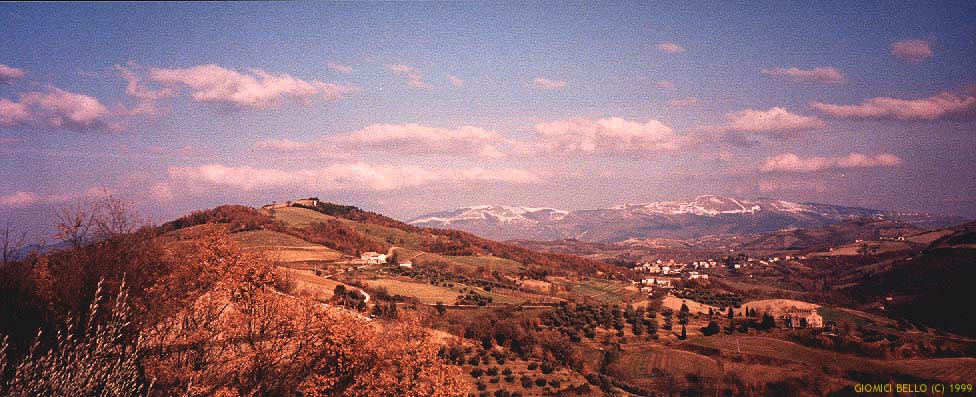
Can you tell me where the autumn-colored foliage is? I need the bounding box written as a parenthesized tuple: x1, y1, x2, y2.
(278, 219, 388, 256)
(160, 205, 274, 233)
(143, 233, 464, 397)
(1, 200, 465, 397)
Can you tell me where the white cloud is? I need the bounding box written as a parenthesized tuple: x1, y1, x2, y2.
(0, 64, 26, 85)
(149, 64, 356, 109)
(327, 62, 354, 75)
(2, 87, 113, 132)
(256, 123, 511, 159)
(761, 66, 844, 84)
(811, 92, 976, 121)
(167, 163, 540, 192)
(709, 107, 825, 134)
(533, 117, 691, 155)
(656, 42, 685, 53)
(386, 64, 430, 89)
(891, 39, 933, 62)
(0, 191, 40, 208)
(760, 152, 903, 173)
(448, 75, 464, 88)
(531, 77, 567, 90)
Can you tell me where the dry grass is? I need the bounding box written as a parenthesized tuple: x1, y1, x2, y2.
(662, 295, 720, 315)
(0, 280, 147, 397)
(740, 298, 819, 318)
(229, 229, 345, 263)
(363, 278, 460, 304)
(267, 206, 338, 227)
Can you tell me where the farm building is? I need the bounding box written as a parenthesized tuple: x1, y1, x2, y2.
(784, 309, 824, 329)
(360, 251, 388, 265)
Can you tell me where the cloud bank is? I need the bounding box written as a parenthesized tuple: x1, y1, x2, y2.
(761, 152, 903, 173)
(149, 64, 356, 109)
(811, 92, 976, 121)
(710, 107, 825, 134)
(167, 163, 540, 192)
(761, 66, 844, 84)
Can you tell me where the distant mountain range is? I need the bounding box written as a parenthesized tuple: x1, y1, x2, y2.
(408, 195, 967, 242)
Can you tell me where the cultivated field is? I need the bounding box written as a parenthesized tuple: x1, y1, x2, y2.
(685, 335, 975, 384)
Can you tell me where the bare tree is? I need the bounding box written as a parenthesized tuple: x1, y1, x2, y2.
(91, 191, 138, 239)
(1, 221, 27, 266)
(54, 191, 142, 248)
(54, 201, 97, 249)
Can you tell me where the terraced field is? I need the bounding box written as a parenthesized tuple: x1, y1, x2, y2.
(614, 344, 723, 382)
(563, 278, 637, 303)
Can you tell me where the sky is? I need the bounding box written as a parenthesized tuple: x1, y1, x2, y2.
(1, 2, 975, 241)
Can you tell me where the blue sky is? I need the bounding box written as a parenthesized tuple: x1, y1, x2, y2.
(1, 2, 975, 240)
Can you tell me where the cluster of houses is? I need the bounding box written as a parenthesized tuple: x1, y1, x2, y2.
(635, 259, 718, 275)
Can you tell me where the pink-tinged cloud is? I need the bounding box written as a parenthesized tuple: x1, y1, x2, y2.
(0, 137, 21, 145)
(668, 97, 700, 107)
(0, 191, 40, 207)
(386, 64, 430, 89)
(448, 75, 464, 88)
(167, 163, 539, 192)
(760, 152, 903, 173)
(0, 98, 32, 127)
(811, 92, 976, 121)
(16, 87, 112, 132)
(114, 63, 177, 118)
(891, 39, 933, 62)
(531, 77, 567, 90)
(533, 117, 691, 155)
(149, 64, 357, 109)
(0, 64, 26, 85)
(656, 42, 685, 53)
(710, 107, 825, 134)
(761, 66, 844, 84)
(256, 123, 512, 159)
(327, 62, 354, 75)
(656, 81, 675, 90)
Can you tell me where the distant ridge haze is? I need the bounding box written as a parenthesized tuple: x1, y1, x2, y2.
(408, 195, 967, 242)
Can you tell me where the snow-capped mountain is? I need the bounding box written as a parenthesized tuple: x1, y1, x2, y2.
(408, 195, 966, 242)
